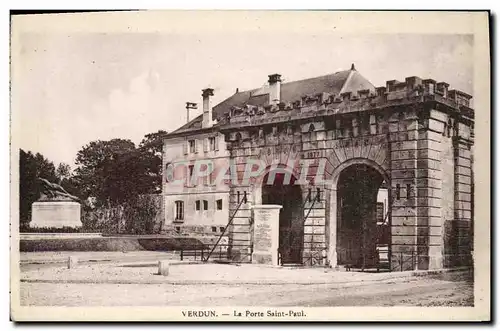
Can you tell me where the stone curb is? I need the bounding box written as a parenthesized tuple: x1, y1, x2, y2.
(20, 267, 470, 286)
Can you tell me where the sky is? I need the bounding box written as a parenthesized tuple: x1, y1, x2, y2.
(12, 14, 473, 169)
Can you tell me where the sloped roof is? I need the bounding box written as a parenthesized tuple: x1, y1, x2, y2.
(171, 114, 204, 133)
(169, 66, 375, 136)
(213, 69, 351, 120)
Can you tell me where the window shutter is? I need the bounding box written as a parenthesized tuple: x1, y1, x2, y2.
(203, 138, 209, 152)
(183, 140, 188, 155)
(215, 135, 219, 151)
(208, 162, 213, 185)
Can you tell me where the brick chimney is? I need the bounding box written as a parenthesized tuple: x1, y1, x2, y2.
(185, 102, 197, 123)
(202, 88, 214, 128)
(268, 74, 282, 105)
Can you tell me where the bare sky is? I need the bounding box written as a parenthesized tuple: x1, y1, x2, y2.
(12, 13, 473, 168)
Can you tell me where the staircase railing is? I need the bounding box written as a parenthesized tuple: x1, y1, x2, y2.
(390, 250, 418, 272)
(300, 188, 322, 266)
(203, 191, 247, 262)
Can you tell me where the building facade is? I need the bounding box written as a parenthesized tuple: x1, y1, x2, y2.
(162, 65, 474, 271)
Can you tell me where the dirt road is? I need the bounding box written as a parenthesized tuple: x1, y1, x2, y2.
(20, 271, 473, 307)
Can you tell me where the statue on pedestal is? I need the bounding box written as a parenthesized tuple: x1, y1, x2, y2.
(37, 177, 80, 202)
(30, 178, 82, 229)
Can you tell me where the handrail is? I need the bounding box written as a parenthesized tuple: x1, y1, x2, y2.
(204, 191, 247, 262)
(300, 188, 321, 265)
(390, 250, 418, 272)
(303, 188, 320, 225)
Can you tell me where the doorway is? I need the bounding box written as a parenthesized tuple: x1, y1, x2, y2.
(336, 163, 387, 269)
(261, 170, 303, 264)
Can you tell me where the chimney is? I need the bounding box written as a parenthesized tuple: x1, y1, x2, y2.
(202, 88, 214, 128)
(185, 102, 197, 123)
(268, 74, 282, 105)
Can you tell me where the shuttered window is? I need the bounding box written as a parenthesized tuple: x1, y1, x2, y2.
(214, 135, 219, 151)
(204, 138, 209, 152)
(189, 140, 196, 153)
(209, 137, 216, 151)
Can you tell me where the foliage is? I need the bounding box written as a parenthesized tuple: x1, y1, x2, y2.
(73, 138, 136, 206)
(20, 226, 90, 233)
(81, 194, 163, 234)
(137, 129, 167, 193)
(19, 149, 59, 226)
(19, 130, 167, 233)
(73, 131, 166, 207)
(55, 163, 72, 182)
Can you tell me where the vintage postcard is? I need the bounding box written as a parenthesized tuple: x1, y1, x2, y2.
(10, 10, 490, 321)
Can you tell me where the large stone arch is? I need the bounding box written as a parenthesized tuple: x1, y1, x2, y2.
(326, 157, 391, 268)
(251, 163, 303, 205)
(324, 134, 391, 181)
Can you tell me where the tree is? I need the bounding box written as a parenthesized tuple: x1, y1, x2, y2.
(137, 130, 167, 194)
(73, 139, 136, 206)
(19, 149, 58, 227)
(73, 132, 167, 232)
(55, 163, 72, 183)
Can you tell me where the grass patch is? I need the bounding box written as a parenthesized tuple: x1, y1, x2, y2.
(20, 237, 208, 252)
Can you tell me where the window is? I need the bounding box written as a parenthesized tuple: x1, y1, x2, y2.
(175, 201, 184, 221)
(205, 162, 214, 186)
(237, 191, 241, 203)
(175, 226, 181, 233)
(216, 199, 223, 210)
(209, 164, 215, 186)
(406, 184, 412, 199)
(453, 120, 459, 137)
(308, 124, 317, 141)
(235, 132, 242, 142)
(195, 200, 200, 211)
(209, 137, 216, 151)
(211, 226, 217, 233)
(219, 226, 225, 233)
(376, 202, 385, 223)
(189, 140, 196, 153)
(352, 118, 359, 137)
(203, 200, 208, 210)
(188, 165, 195, 185)
(396, 184, 401, 200)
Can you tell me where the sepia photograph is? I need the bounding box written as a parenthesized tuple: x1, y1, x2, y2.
(9, 10, 490, 321)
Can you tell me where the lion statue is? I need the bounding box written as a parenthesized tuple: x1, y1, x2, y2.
(37, 177, 80, 202)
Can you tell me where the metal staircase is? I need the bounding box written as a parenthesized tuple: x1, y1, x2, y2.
(203, 191, 247, 262)
(300, 188, 323, 267)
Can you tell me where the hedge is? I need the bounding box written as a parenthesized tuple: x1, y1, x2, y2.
(20, 237, 208, 252)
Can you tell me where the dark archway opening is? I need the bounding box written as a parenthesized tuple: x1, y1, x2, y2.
(262, 170, 303, 264)
(336, 164, 389, 270)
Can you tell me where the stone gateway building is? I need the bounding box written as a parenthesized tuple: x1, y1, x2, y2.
(162, 65, 474, 271)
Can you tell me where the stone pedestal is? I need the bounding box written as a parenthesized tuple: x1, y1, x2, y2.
(31, 201, 82, 228)
(251, 204, 282, 265)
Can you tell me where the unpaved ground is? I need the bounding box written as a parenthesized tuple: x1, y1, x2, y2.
(19, 267, 473, 306)
(21, 262, 403, 285)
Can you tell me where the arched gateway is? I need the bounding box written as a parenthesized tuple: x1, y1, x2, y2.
(163, 69, 474, 272)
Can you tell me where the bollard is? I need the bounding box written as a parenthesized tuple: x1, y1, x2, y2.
(68, 256, 78, 269)
(158, 260, 170, 276)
